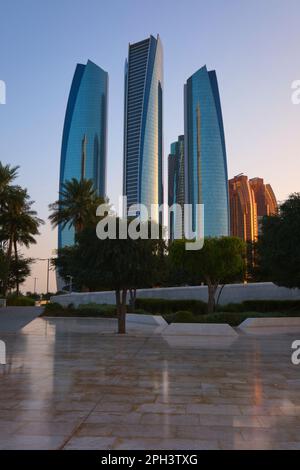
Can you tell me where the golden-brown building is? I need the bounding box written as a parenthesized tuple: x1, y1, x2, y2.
(229, 174, 278, 241)
(229, 175, 258, 242)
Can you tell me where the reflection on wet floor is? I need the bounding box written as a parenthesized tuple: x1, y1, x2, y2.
(0, 317, 300, 450)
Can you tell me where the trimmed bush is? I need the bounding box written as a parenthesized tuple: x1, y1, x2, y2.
(6, 296, 35, 307)
(172, 311, 198, 323)
(167, 310, 300, 327)
(43, 302, 117, 318)
(220, 300, 300, 313)
(135, 298, 207, 315)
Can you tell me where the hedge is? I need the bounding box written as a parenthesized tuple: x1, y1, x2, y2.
(42, 302, 117, 317)
(6, 296, 35, 307)
(135, 298, 207, 315)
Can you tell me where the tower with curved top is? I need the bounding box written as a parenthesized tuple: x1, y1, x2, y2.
(184, 65, 229, 237)
(123, 35, 163, 223)
(58, 60, 108, 248)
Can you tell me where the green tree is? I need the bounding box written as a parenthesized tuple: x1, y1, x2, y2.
(54, 218, 166, 333)
(169, 237, 246, 313)
(49, 178, 105, 235)
(0, 186, 43, 295)
(7, 255, 32, 293)
(258, 193, 300, 289)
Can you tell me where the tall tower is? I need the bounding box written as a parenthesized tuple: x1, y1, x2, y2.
(168, 135, 185, 240)
(58, 60, 108, 248)
(229, 174, 258, 242)
(184, 66, 229, 237)
(123, 35, 163, 223)
(249, 177, 278, 233)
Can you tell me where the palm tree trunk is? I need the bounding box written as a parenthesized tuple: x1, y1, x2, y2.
(3, 235, 13, 296)
(14, 239, 19, 296)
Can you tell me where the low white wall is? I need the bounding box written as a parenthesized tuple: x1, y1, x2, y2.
(51, 282, 300, 307)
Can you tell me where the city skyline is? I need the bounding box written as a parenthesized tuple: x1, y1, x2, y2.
(1, 0, 299, 292)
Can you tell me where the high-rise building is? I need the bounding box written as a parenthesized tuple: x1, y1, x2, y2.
(123, 35, 163, 223)
(249, 177, 278, 220)
(184, 65, 229, 237)
(58, 60, 108, 248)
(168, 135, 185, 240)
(229, 174, 278, 241)
(229, 174, 258, 242)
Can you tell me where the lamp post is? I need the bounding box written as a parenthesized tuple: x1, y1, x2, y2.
(33, 277, 38, 294)
(37, 257, 53, 294)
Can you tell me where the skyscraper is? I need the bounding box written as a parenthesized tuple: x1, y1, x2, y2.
(168, 135, 185, 240)
(249, 177, 278, 233)
(229, 174, 278, 241)
(58, 60, 108, 248)
(229, 174, 258, 242)
(184, 65, 229, 237)
(123, 35, 163, 223)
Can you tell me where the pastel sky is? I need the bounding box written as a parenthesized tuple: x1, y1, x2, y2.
(0, 0, 299, 293)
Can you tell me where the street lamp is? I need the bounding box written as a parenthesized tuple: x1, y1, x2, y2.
(33, 277, 38, 294)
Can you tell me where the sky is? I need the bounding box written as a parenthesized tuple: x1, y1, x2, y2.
(0, 0, 299, 293)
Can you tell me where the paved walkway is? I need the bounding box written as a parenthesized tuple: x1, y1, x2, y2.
(0, 316, 300, 449)
(0, 307, 42, 333)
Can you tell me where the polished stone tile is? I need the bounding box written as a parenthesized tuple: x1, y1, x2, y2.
(1, 316, 300, 449)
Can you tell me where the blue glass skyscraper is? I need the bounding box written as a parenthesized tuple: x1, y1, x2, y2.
(184, 65, 229, 237)
(123, 35, 163, 223)
(58, 60, 108, 248)
(168, 135, 185, 240)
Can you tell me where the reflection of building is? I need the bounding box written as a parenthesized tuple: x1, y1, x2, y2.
(184, 65, 229, 237)
(229, 175, 258, 242)
(123, 35, 163, 223)
(168, 135, 185, 240)
(229, 174, 278, 241)
(59, 60, 108, 248)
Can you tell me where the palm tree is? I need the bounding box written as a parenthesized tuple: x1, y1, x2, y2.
(0, 162, 19, 214)
(0, 162, 19, 191)
(49, 178, 105, 234)
(0, 186, 43, 295)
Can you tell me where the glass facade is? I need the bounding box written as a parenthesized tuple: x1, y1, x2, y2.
(58, 60, 108, 248)
(168, 135, 185, 240)
(123, 35, 163, 223)
(184, 66, 229, 237)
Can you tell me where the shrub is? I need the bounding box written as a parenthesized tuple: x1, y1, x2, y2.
(135, 298, 207, 315)
(220, 300, 300, 313)
(43, 302, 117, 318)
(6, 296, 35, 307)
(172, 310, 198, 323)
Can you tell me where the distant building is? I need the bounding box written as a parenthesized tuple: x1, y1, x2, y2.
(184, 65, 229, 237)
(168, 135, 185, 240)
(123, 35, 163, 223)
(229, 175, 258, 242)
(249, 177, 278, 231)
(58, 60, 108, 248)
(229, 174, 278, 241)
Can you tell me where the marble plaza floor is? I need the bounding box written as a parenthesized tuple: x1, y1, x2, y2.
(1, 316, 300, 450)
